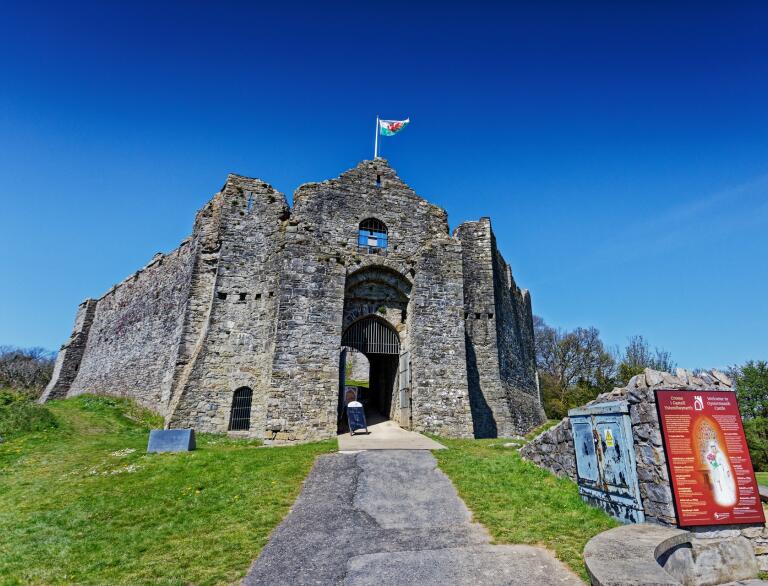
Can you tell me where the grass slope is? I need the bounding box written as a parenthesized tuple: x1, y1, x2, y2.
(435, 437, 618, 582)
(0, 395, 334, 585)
(0, 389, 58, 438)
(757, 471, 767, 486)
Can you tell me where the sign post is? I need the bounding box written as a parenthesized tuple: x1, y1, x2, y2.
(346, 400, 368, 436)
(656, 389, 765, 526)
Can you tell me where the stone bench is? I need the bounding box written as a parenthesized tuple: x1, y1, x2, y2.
(759, 485, 768, 503)
(584, 523, 761, 586)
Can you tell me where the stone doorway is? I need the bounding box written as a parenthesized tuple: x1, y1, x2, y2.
(339, 316, 401, 430)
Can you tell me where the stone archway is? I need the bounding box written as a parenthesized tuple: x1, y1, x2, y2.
(340, 265, 411, 428)
(341, 316, 400, 421)
(342, 265, 412, 332)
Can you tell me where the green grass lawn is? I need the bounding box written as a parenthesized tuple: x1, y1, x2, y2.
(757, 471, 767, 486)
(0, 394, 334, 585)
(434, 437, 618, 582)
(345, 379, 370, 388)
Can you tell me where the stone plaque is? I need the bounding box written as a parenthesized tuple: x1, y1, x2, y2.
(147, 429, 196, 453)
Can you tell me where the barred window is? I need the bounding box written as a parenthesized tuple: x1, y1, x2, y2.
(228, 387, 253, 431)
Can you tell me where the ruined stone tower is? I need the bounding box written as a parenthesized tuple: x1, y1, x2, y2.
(43, 160, 545, 440)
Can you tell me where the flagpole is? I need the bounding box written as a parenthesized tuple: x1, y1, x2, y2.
(374, 115, 379, 159)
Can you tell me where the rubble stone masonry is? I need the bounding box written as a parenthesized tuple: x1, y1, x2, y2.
(43, 160, 545, 441)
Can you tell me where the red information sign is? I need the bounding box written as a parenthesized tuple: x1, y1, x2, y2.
(656, 389, 765, 526)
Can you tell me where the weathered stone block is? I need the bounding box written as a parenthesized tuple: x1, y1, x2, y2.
(147, 429, 195, 452)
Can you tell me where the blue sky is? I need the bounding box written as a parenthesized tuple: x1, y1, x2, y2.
(1, 1, 766, 369)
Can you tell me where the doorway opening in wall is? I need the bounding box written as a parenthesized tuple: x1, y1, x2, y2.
(338, 315, 400, 433)
(228, 387, 253, 431)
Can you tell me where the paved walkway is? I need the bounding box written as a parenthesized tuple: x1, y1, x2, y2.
(245, 450, 581, 585)
(337, 419, 445, 451)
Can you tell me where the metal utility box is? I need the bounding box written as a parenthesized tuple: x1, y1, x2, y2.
(569, 401, 644, 523)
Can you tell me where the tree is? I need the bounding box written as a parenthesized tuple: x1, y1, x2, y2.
(731, 360, 768, 420)
(534, 317, 680, 419)
(534, 317, 617, 419)
(743, 418, 768, 472)
(726, 361, 768, 471)
(617, 335, 675, 384)
(0, 346, 56, 396)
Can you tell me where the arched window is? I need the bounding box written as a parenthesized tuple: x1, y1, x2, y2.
(228, 387, 253, 431)
(358, 218, 388, 252)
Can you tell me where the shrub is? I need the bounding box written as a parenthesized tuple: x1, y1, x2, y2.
(0, 391, 58, 439)
(0, 346, 56, 395)
(744, 417, 768, 472)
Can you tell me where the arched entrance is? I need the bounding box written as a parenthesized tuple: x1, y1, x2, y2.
(340, 315, 401, 425)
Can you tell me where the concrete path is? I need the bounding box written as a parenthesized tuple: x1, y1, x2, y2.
(337, 419, 445, 451)
(244, 450, 581, 585)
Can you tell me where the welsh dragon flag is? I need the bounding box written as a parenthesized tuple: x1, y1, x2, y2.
(379, 118, 410, 136)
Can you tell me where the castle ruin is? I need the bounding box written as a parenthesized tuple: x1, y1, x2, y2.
(42, 160, 544, 441)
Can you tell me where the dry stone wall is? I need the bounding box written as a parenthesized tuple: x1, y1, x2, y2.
(520, 367, 768, 569)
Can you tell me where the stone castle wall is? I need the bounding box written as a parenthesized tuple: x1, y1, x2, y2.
(266, 161, 473, 440)
(344, 348, 369, 382)
(456, 219, 544, 437)
(168, 175, 289, 432)
(52, 241, 195, 413)
(40, 298, 97, 402)
(44, 159, 542, 442)
(408, 238, 473, 437)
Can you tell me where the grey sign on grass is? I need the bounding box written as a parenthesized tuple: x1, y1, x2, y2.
(147, 429, 196, 452)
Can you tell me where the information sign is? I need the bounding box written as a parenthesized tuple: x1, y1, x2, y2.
(656, 389, 764, 526)
(346, 401, 368, 436)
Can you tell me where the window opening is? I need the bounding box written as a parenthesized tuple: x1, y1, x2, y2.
(358, 218, 388, 253)
(228, 387, 253, 431)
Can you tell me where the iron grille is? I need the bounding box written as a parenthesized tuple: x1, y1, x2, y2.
(228, 387, 253, 431)
(341, 316, 400, 355)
